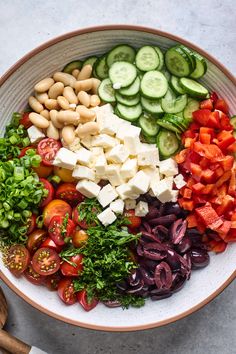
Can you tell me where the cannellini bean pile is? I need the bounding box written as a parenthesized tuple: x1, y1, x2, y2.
(28, 65, 102, 145)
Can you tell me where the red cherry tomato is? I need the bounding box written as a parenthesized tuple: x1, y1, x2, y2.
(19, 146, 35, 158)
(32, 247, 60, 276)
(40, 237, 63, 253)
(37, 138, 61, 166)
(44, 272, 62, 291)
(19, 112, 32, 129)
(39, 178, 54, 207)
(43, 199, 72, 227)
(24, 265, 46, 285)
(72, 204, 97, 229)
(124, 210, 141, 229)
(7, 245, 30, 277)
(33, 163, 53, 178)
(26, 229, 48, 253)
(77, 290, 98, 311)
(60, 254, 83, 277)
(58, 278, 77, 305)
(26, 214, 37, 234)
(55, 183, 85, 205)
(48, 215, 75, 246)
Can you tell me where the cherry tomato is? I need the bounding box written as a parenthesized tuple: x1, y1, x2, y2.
(32, 247, 60, 276)
(26, 214, 37, 234)
(60, 254, 84, 277)
(19, 146, 35, 158)
(72, 204, 96, 229)
(77, 290, 98, 311)
(124, 210, 141, 229)
(19, 112, 32, 129)
(33, 163, 53, 178)
(43, 199, 72, 227)
(72, 230, 88, 247)
(58, 278, 77, 305)
(44, 272, 62, 291)
(55, 183, 85, 205)
(48, 215, 75, 246)
(7, 245, 30, 277)
(24, 265, 46, 285)
(40, 178, 54, 207)
(53, 166, 76, 183)
(37, 138, 61, 166)
(40, 237, 63, 253)
(26, 229, 48, 253)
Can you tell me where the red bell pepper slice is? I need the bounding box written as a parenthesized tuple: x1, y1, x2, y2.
(219, 155, 234, 171)
(215, 170, 232, 188)
(218, 111, 233, 131)
(223, 228, 236, 242)
(215, 195, 234, 215)
(215, 99, 229, 114)
(201, 169, 215, 183)
(175, 149, 188, 164)
(210, 91, 218, 105)
(195, 204, 222, 228)
(217, 220, 232, 238)
(199, 133, 211, 144)
(201, 184, 215, 194)
(208, 240, 227, 253)
(191, 182, 205, 193)
(178, 198, 194, 211)
(186, 214, 198, 228)
(200, 99, 213, 111)
(183, 188, 192, 199)
(228, 169, 236, 196)
(193, 142, 224, 161)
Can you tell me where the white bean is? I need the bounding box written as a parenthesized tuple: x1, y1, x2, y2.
(40, 109, 50, 120)
(57, 110, 80, 125)
(57, 96, 70, 110)
(90, 95, 101, 107)
(48, 82, 64, 99)
(76, 105, 96, 122)
(77, 91, 90, 107)
(28, 96, 44, 113)
(61, 125, 75, 145)
(75, 122, 99, 138)
(74, 79, 93, 93)
(63, 86, 78, 104)
(44, 99, 60, 110)
(53, 72, 76, 88)
(77, 65, 93, 81)
(50, 110, 64, 129)
(35, 92, 49, 104)
(72, 69, 80, 78)
(34, 78, 54, 92)
(46, 121, 60, 140)
(92, 78, 101, 94)
(29, 112, 50, 129)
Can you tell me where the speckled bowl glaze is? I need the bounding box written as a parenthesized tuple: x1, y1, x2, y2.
(0, 25, 236, 331)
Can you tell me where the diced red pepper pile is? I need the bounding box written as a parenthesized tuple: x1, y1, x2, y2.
(175, 93, 236, 253)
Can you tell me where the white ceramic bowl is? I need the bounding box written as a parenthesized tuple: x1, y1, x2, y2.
(0, 25, 236, 331)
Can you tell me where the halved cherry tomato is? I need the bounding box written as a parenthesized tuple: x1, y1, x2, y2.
(19, 146, 35, 158)
(24, 265, 46, 285)
(26, 229, 48, 253)
(77, 290, 98, 311)
(7, 245, 30, 277)
(48, 215, 75, 246)
(34, 163, 53, 178)
(53, 167, 76, 183)
(60, 254, 84, 277)
(44, 272, 62, 291)
(72, 230, 88, 247)
(43, 199, 72, 227)
(55, 183, 85, 205)
(40, 178, 54, 207)
(58, 278, 77, 305)
(40, 237, 63, 253)
(19, 112, 32, 129)
(72, 205, 95, 229)
(37, 138, 61, 166)
(32, 247, 60, 276)
(124, 210, 141, 229)
(26, 214, 37, 234)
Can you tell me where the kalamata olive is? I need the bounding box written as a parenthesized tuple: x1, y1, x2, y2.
(127, 279, 144, 294)
(154, 262, 172, 290)
(116, 281, 128, 291)
(170, 219, 187, 244)
(141, 231, 161, 243)
(149, 214, 177, 226)
(179, 254, 191, 279)
(166, 249, 181, 272)
(175, 236, 192, 253)
(139, 267, 155, 285)
(139, 259, 157, 270)
(164, 203, 182, 216)
(137, 243, 144, 256)
(171, 274, 186, 294)
(142, 222, 152, 233)
(145, 206, 160, 220)
(128, 269, 141, 286)
(152, 225, 168, 236)
(151, 292, 172, 301)
(190, 249, 210, 268)
(143, 243, 167, 260)
(103, 300, 121, 308)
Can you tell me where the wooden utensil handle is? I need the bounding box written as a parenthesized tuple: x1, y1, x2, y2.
(0, 329, 30, 354)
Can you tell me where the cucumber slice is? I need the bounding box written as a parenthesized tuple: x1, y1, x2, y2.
(115, 103, 142, 121)
(170, 76, 186, 95)
(94, 56, 109, 79)
(156, 119, 182, 133)
(106, 44, 136, 67)
(63, 60, 83, 74)
(230, 115, 236, 129)
(82, 56, 98, 68)
(141, 96, 164, 115)
(178, 45, 196, 72)
(142, 133, 157, 144)
(161, 67, 171, 82)
(183, 98, 200, 119)
(190, 52, 207, 79)
(163, 113, 189, 132)
(161, 89, 188, 113)
(179, 78, 208, 98)
(157, 130, 180, 158)
(154, 47, 164, 70)
(98, 78, 116, 103)
(109, 61, 137, 88)
(115, 92, 140, 106)
(136, 46, 160, 71)
(165, 46, 193, 77)
(175, 111, 184, 118)
(141, 71, 168, 99)
(139, 115, 159, 136)
(118, 77, 140, 96)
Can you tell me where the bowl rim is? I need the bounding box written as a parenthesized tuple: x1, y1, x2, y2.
(0, 24, 235, 332)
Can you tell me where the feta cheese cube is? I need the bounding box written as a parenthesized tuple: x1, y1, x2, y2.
(96, 112, 119, 136)
(149, 172, 161, 196)
(92, 103, 113, 119)
(124, 199, 136, 210)
(97, 183, 118, 207)
(120, 158, 138, 179)
(27, 126, 45, 144)
(53, 148, 77, 170)
(80, 135, 92, 149)
(66, 137, 81, 152)
(91, 134, 119, 149)
(135, 201, 149, 217)
(155, 178, 174, 203)
(72, 165, 95, 181)
(174, 174, 186, 189)
(170, 190, 179, 202)
(106, 144, 129, 164)
(116, 121, 132, 141)
(95, 153, 107, 175)
(97, 207, 117, 226)
(128, 170, 151, 194)
(116, 184, 132, 200)
(75, 147, 93, 166)
(121, 126, 142, 155)
(110, 199, 124, 214)
(76, 180, 101, 198)
(159, 158, 178, 177)
(106, 164, 124, 186)
(137, 146, 159, 166)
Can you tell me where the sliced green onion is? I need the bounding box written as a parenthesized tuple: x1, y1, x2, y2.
(14, 166, 24, 181)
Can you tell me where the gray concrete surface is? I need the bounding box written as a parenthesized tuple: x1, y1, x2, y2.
(0, 0, 236, 353)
